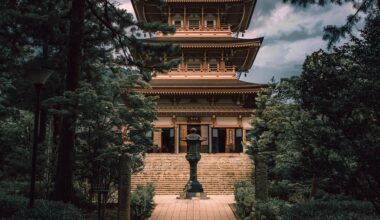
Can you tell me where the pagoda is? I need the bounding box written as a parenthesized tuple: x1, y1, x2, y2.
(131, 0, 263, 154)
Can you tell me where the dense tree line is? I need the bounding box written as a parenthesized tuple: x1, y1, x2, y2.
(248, 13, 380, 214)
(0, 0, 178, 219)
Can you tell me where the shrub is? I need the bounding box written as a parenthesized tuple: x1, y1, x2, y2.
(131, 183, 155, 220)
(284, 199, 379, 220)
(255, 199, 291, 220)
(12, 200, 87, 220)
(0, 192, 27, 218)
(234, 181, 255, 220)
(0, 181, 31, 197)
(0, 192, 86, 220)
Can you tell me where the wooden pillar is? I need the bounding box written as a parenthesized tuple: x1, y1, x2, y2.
(184, 6, 187, 30)
(201, 6, 204, 30)
(168, 5, 171, 25)
(175, 124, 179, 154)
(208, 126, 212, 153)
(238, 114, 242, 125)
(217, 6, 220, 29)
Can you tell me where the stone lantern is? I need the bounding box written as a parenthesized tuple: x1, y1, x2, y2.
(178, 128, 209, 199)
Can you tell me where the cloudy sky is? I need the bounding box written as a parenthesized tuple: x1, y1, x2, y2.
(120, 0, 354, 84)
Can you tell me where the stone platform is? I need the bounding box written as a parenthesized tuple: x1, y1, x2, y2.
(132, 153, 254, 195)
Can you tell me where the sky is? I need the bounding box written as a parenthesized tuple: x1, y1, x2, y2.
(119, 0, 354, 84)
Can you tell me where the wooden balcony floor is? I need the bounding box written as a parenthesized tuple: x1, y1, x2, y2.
(149, 195, 236, 220)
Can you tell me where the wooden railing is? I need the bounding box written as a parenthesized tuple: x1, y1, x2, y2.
(176, 24, 231, 32)
(170, 65, 236, 73)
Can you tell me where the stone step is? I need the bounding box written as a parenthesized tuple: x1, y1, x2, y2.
(131, 153, 254, 195)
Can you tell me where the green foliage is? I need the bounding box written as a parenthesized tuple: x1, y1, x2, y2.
(0, 192, 27, 218)
(0, 0, 178, 206)
(234, 181, 255, 219)
(247, 14, 380, 215)
(297, 14, 380, 209)
(0, 192, 86, 220)
(11, 200, 86, 220)
(284, 199, 378, 220)
(255, 199, 291, 220)
(234, 182, 291, 220)
(131, 183, 155, 220)
(0, 111, 33, 180)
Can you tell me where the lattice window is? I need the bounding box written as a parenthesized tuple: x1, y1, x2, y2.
(189, 20, 199, 29)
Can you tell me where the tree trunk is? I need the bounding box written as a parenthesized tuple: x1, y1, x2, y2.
(38, 109, 47, 143)
(118, 154, 132, 220)
(309, 174, 318, 200)
(51, 0, 85, 202)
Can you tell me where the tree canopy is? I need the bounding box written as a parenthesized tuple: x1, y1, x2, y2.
(248, 13, 380, 211)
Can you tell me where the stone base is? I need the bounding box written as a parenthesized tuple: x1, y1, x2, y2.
(177, 192, 209, 200)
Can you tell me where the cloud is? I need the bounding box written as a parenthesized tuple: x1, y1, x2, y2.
(241, 36, 326, 83)
(246, 2, 355, 39)
(239, 1, 355, 83)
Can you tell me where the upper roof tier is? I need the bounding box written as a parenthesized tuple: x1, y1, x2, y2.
(135, 77, 263, 96)
(145, 36, 263, 72)
(131, 0, 257, 32)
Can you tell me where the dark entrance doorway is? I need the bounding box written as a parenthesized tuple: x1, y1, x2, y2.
(212, 128, 226, 153)
(235, 128, 243, 153)
(162, 128, 174, 153)
(187, 124, 201, 135)
(179, 124, 209, 153)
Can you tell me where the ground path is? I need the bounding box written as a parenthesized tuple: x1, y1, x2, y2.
(149, 195, 236, 220)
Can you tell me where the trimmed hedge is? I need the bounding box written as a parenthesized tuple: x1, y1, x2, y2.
(284, 199, 379, 220)
(0, 192, 86, 220)
(131, 183, 155, 220)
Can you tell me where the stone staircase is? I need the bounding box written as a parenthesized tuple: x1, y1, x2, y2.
(131, 153, 253, 195)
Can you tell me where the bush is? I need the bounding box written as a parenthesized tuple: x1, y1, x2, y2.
(284, 199, 379, 220)
(255, 199, 291, 220)
(0, 192, 27, 218)
(0, 192, 86, 220)
(131, 183, 155, 220)
(234, 181, 255, 220)
(12, 200, 86, 220)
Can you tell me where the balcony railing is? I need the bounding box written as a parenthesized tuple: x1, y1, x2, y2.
(170, 65, 236, 73)
(176, 24, 231, 32)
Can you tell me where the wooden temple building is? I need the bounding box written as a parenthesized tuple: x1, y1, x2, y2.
(131, 0, 264, 194)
